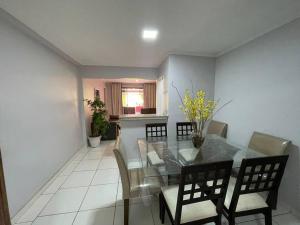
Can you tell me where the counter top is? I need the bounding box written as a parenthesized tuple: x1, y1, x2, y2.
(119, 114, 168, 121)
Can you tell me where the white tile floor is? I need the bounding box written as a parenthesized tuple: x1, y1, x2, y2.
(12, 141, 300, 225)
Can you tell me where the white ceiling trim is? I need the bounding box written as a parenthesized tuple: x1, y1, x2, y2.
(0, 0, 300, 69)
(167, 51, 216, 58)
(217, 16, 300, 57)
(0, 8, 80, 66)
(79, 65, 158, 79)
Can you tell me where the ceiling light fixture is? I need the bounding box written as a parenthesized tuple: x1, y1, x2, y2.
(142, 29, 158, 41)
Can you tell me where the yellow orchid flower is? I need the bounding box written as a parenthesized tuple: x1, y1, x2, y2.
(180, 89, 216, 136)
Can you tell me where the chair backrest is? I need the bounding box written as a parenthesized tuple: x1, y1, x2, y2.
(175, 160, 233, 223)
(176, 122, 194, 137)
(229, 155, 289, 211)
(248, 132, 290, 156)
(123, 107, 135, 114)
(207, 120, 228, 138)
(113, 141, 131, 199)
(109, 115, 119, 121)
(145, 123, 167, 138)
(141, 108, 156, 114)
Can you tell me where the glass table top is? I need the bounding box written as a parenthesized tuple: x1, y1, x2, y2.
(137, 134, 266, 178)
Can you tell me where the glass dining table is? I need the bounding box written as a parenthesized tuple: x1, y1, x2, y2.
(137, 134, 266, 179)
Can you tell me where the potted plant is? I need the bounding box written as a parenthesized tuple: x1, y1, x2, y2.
(85, 97, 109, 147)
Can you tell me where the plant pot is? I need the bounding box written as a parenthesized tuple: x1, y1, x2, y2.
(192, 135, 205, 149)
(88, 136, 102, 148)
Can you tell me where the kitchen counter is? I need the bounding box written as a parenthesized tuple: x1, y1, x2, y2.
(118, 114, 168, 167)
(119, 114, 168, 121)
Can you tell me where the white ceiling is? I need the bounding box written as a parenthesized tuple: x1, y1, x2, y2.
(1, 0, 300, 67)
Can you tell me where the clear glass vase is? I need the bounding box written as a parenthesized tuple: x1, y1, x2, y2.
(192, 134, 205, 148)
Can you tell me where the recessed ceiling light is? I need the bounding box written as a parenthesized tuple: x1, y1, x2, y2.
(142, 29, 158, 41)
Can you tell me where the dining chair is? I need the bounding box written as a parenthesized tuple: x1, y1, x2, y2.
(222, 155, 289, 225)
(248, 132, 290, 156)
(207, 120, 228, 138)
(145, 123, 168, 138)
(123, 107, 135, 114)
(159, 160, 233, 225)
(176, 122, 194, 137)
(141, 108, 156, 114)
(113, 142, 163, 225)
(145, 123, 167, 166)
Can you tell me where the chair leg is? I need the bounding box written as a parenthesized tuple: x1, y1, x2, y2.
(159, 193, 162, 220)
(215, 215, 222, 225)
(124, 199, 129, 225)
(264, 209, 272, 225)
(228, 216, 235, 225)
(159, 193, 165, 224)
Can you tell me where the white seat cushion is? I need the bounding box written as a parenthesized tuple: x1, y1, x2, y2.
(147, 151, 164, 165)
(162, 185, 217, 223)
(127, 160, 143, 169)
(224, 177, 268, 212)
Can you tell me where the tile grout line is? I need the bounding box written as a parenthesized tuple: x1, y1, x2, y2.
(50, 149, 93, 225)
(72, 146, 114, 225)
(12, 143, 114, 224)
(15, 159, 83, 223)
(57, 150, 90, 192)
(73, 154, 103, 218)
(113, 175, 121, 225)
(41, 175, 69, 195)
(26, 205, 117, 221)
(14, 141, 292, 225)
(233, 210, 291, 224)
(34, 162, 79, 220)
(33, 150, 90, 221)
(12, 158, 79, 224)
(112, 145, 118, 225)
(13, 210, 289, 225)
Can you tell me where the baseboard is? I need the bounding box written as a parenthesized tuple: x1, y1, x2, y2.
(11, 145, 86, 223)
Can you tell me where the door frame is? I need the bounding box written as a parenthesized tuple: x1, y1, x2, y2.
(0, 149, 11, 225)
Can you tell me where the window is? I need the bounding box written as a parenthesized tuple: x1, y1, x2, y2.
(122, 88, 144, 107)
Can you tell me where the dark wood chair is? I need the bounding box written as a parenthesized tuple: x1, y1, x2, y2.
(141, 108, 156, 114)
(145, 123, 167, 138)
(123, 107, 135, 114)
(159, 160, 233, 225)
(222, 155, 289, 225)
(176, 122, 194, 137)
(109, 115, 119, 121)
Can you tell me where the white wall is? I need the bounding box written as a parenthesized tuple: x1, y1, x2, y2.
(167, 55, 216, 136)
(214, 18, 300, 213)
(0, 17, 83, 215)
(157, 59, 169, 115)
